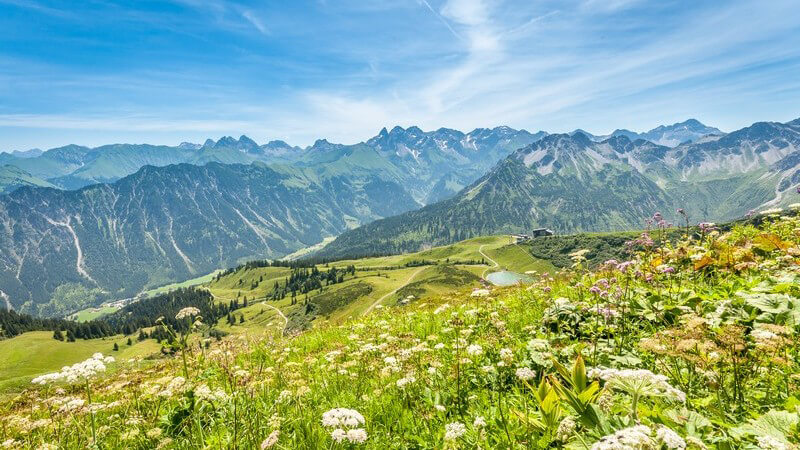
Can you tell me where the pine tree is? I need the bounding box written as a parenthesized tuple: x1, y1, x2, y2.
(127, 337, 133, 346)
(113, 342, 119, 351)
(53, 329, 64, 341)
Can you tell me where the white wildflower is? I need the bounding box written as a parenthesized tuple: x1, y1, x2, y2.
(261, 430, 280, 448)
(588, 367, 685, 403)
(32, 353, 113, 385)
(515, 367, 536, 381)
(321, 408, 366, 428)
(591, 425, 654, 450)
(346, 428, 368, 444)
(655, 426, 686, 449)
(756, 435, 790, 450)
(175, 306, 201, 320)
(331, 428, 347, 443)
(556, 416, 576, 442)
(396, 375, 416, 388)
(194, 384, 228, 403)
(433, 304, 450, 314)
(473, 416, 487, 428)
(444, 422, 467, 441)
(466, 344, 483, 356)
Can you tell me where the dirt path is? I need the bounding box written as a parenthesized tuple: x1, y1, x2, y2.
(262, 303, 288, 335)
(479, 244, 500, 278)
(210, 291, 288, 335)
(363, 267, 426, 315)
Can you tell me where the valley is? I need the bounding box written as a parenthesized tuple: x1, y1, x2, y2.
(0, 233, 558, 393)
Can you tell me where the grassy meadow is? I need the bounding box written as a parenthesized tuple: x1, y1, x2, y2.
(0, 235, 547, 394)
(0, 332, 160, 394)
(1, 210, 799, 448)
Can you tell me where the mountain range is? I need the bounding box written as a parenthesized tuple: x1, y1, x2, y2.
(0, 120, 719, 198)
(0, 126, 541, 202)
(316, 118, 800, 260)
(0, 163, 418, 316)
(570, 119, 723, 148)
(2, 117, 795, 316)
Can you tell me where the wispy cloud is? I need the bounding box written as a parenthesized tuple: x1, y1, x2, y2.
(1, 0, 799, 150)
(240, 9, 269, 35)
(417, 0, 463, 41)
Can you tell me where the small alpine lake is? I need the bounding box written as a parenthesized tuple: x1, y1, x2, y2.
(485, 270, 532, 286)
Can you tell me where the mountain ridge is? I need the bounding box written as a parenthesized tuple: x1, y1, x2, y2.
(316, 117, 800, 260)
(0, 161, 419, 316)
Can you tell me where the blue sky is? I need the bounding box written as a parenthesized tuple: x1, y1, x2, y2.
(1, 0, 799, 151)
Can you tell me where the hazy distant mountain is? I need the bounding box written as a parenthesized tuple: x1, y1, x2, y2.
(8, 148, 43, 158)
(0, 162, 418, 316)
(0, 127, 537, 200)
(640, 119, 723, 147)
(571, 119, 723, 147)
(0, 165, 56, 194)
(317, 118, 800, 259)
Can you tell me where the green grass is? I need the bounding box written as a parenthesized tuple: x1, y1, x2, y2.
(202, 235, 549, 337)
(69, 306, 120, 322)
(483, 243, 557, 274)
(141, 269, 224, 298)
(281, 236, 336, 261)
(208, 266, 293, 302)
(0, 332, 160, 394)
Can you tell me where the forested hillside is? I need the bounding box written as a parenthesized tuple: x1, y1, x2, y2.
(0, 163, 417, 316)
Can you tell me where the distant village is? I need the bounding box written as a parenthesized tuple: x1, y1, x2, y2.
(510, 228, 554, 243)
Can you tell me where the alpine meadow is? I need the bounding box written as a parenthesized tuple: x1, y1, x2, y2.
(1, 1, 800, 449)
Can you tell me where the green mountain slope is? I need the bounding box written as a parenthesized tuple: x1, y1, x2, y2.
(0, 165, 56, 194)
(317, 118, 800, 260)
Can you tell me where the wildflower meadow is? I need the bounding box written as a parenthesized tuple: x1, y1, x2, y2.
(2, 208, 800, 448)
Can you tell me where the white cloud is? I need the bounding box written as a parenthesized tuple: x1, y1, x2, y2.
(441, 0, 489, 26)
(3, 0, 800, 151)
(240, 9, 269, 35)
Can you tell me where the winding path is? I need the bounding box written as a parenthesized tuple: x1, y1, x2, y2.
(262, 303, 289, 335)
(210, 291, 288, 335)
(479, 244, 499, 278)
(363, 267, 426, 315)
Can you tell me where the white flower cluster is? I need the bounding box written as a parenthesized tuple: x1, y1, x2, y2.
(591, 425, 654, 449)
(556, 416, 576, 442)
(592, 425, 686, 450)
(756, 435, 791, 450)
(194, 384, 229, 403)
(32, 353, 115, 385)
(321, 408, 367, 444)
(396, 374, 416, 388)
(466, 344, 483, 356)
(588, 367, 686, 403)
(175, 306, 201, 320)
(515, 367, 536, 381)
(444, 422, 466, 441)
(655, 426, 686, 449)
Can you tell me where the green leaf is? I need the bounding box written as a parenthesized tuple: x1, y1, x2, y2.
(730, 410, 799, 443)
